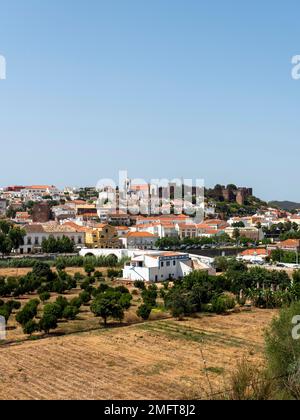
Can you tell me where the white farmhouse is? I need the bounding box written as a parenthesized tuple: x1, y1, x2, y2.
(123, 251, 193, 282)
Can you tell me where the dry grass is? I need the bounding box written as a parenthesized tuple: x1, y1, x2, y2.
(0, 308, 276, 400)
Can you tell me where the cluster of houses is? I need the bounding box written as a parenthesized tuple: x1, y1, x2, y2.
(1, 183, 300, 262)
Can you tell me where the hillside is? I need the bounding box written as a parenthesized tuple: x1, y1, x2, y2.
(269, 201, 300, 211)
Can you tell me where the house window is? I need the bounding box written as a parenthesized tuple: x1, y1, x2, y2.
(173, 260, 176, 266)
(35, 237, 39, 245)
(166, 261, 171, 267)
(78, 237, 82, 244)
(161, 262, 164, 267)
(27, 237, 32, 245)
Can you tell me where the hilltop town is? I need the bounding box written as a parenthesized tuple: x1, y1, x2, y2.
(1, 182, 299, 270)
(1, 181, 300, 400)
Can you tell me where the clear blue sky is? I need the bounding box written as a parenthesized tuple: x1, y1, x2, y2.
(0, 0, 300, 201)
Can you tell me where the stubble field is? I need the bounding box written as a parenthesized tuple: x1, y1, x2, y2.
(0, 308, 276, 400)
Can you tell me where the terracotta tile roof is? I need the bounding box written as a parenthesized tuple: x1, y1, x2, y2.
(241, 248, 268, 256)
(26, 185, 55, 190)
(25, 222, 84, 234)
(178, 224, 197, 230)
(25, 224, 46, 234)
(126, 232, 157, 238)
(62, 222, 89, 233)
(71, 200, 87, 205)
(279, 239, 300, 247)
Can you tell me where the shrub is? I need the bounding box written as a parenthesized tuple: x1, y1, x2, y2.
(63, 305, 79, 320)
(55, 259, 67, 271)
(265, 301, 300, 397)
(141, 287, 158, 308)
(51, 280, 67, 294)
(39, 292, 51, 303)
(164, 289, 195, 319)
(0, 306, 10, 322)
(84, 260, 95, 277)
(66, 277, 77, 290)
(211, 294, 236, 314)
(70, 297, 82, 309)
(39, 313, 58, 334)
(94, 271, 103, 279)
(119, 293, 132, 310)
(44, 303, 64, 319)
(107, 269, 122, 278)
(55, 296, 69, 310)
(74, 272, 84, 282)
(226, 359, 274, 400)
(32, 261, 53, 281)
(133, 280, 146, 290)
(16, 299, 39, 326)
(6, 300, 21, 311)
(137, 304, 152, 321)
(23, 320, 39, 336)
(79, 291, 91, 304)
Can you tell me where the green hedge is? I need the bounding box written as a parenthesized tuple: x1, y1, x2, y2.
(0, 255, 123, 269)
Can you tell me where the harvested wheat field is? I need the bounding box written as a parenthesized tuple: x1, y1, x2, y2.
(0, 308, 277, 400)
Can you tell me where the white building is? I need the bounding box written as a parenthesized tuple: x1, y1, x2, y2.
(19, 222, 85, 254)
(123, 251, 193, 282)
(121, 232, 159, 250)
(0, 199, 7, 216)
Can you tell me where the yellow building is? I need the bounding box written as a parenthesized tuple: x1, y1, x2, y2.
(85, 224, 121, 249)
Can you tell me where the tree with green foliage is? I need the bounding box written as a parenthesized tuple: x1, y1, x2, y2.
(70, 297, 82, 309)
(265, 301, 300, 399)
(63, 305, 79, 320)
(8, 227, 26, 251)
(164, 288, 195, 319)
(84, 260, 95, 277)
(213, 256, 229, 272)
(91, 291, 125, 326)
(0, 305, 10, 322)
(32, 261, 53, 281)
(137, 304, 152, 321)
(55, 259, 67, 271)
(16, 299, 39, 327)
(141, 285, 158, 308)
(44, 302, 64, 319)
(39, 291, 51, 303)
(79, 290, 91, 304)
(42, 236, 75, 253)
(211, 294, 236, 314)
(39, 313, 58, 334)
(133, 280, 146, 290)
(23, 320, 39, 336)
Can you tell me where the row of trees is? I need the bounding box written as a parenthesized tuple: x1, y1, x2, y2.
(41, 236, 75, 253)
(0, 255, 122, 269)
(15, 295, 83, 335)
(155, 234, 233, 250)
